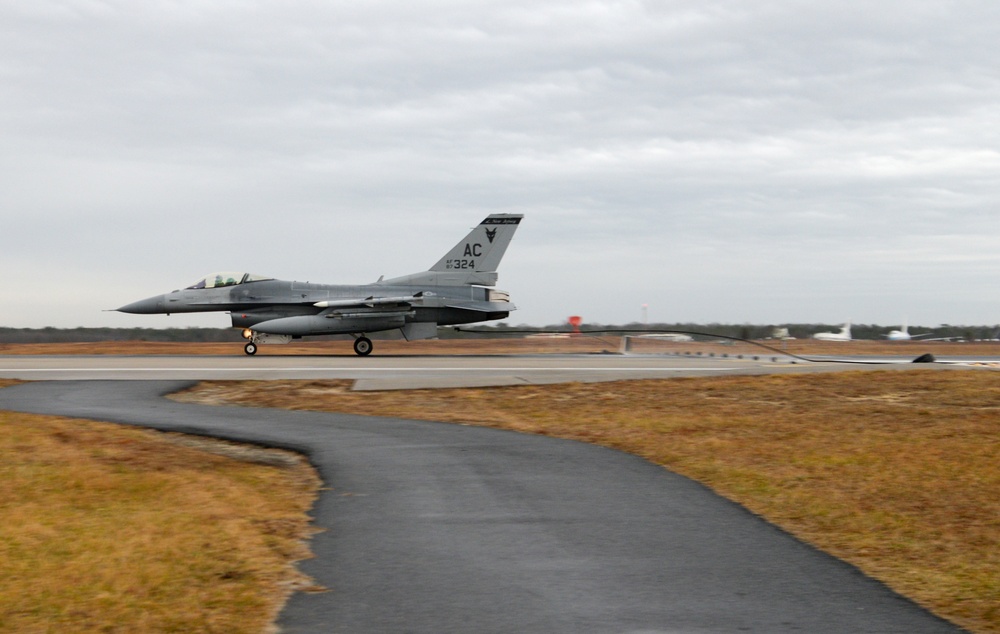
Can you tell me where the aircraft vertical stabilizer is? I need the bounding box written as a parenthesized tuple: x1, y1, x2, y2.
(381, 214, 523, 286)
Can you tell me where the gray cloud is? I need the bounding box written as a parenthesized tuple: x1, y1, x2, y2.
(2, 0, 999, 328)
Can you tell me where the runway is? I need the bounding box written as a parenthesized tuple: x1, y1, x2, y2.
(0, 379, 963, 633)
(0, 352, 922, 389)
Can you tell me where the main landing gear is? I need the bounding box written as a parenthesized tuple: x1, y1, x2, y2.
(240, 329, 373, 356)
(353, 336, 373, 356)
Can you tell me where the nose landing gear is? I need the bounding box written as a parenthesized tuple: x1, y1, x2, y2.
(242, 329, 258, 355)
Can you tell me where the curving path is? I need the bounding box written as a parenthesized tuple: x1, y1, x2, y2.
(0, 381, 964, 633)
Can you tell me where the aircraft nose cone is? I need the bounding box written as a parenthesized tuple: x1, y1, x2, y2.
(116, 295, 165, 314)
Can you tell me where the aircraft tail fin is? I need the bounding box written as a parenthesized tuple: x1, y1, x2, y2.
(381, 214, 523, 286)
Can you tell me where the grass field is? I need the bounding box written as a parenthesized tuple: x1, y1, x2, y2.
(0, 382, 321, 634)
(176, 369, 1000, 633)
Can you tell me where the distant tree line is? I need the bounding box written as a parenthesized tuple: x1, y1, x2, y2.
(0, 327, 245, 344)
(3, 323, 999, 344)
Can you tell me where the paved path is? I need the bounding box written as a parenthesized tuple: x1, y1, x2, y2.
(0, 381, 963, 633)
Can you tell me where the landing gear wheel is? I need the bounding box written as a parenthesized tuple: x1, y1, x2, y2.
(353, 337, 373, 356)
(244, 342, 258, 356)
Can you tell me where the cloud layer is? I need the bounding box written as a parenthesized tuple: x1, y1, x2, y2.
(3, 1, 999, 328)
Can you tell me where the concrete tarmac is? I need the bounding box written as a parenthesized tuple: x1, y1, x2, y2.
(0, 379, 964, 633)
(0, 352, 928, 389)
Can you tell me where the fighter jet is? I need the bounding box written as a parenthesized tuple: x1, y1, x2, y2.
(117, 214, 522, 356)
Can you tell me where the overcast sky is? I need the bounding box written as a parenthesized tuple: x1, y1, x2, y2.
(3, 1, 999, 330)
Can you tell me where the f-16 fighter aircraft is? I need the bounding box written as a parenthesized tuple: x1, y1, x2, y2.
(117, 214, 522, 356)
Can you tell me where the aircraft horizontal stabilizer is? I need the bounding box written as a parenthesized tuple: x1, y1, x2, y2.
(445, 300, 516, 313)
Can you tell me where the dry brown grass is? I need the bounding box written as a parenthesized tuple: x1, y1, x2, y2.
(176, 370, 1000, 633)
(0, 408, 322, 634)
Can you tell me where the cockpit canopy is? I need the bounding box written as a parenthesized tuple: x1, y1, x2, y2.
(186, 272, 273, 290)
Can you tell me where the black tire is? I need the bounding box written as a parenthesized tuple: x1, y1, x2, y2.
(244, 342, 258, 356)
(353, 337, 373, 356)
